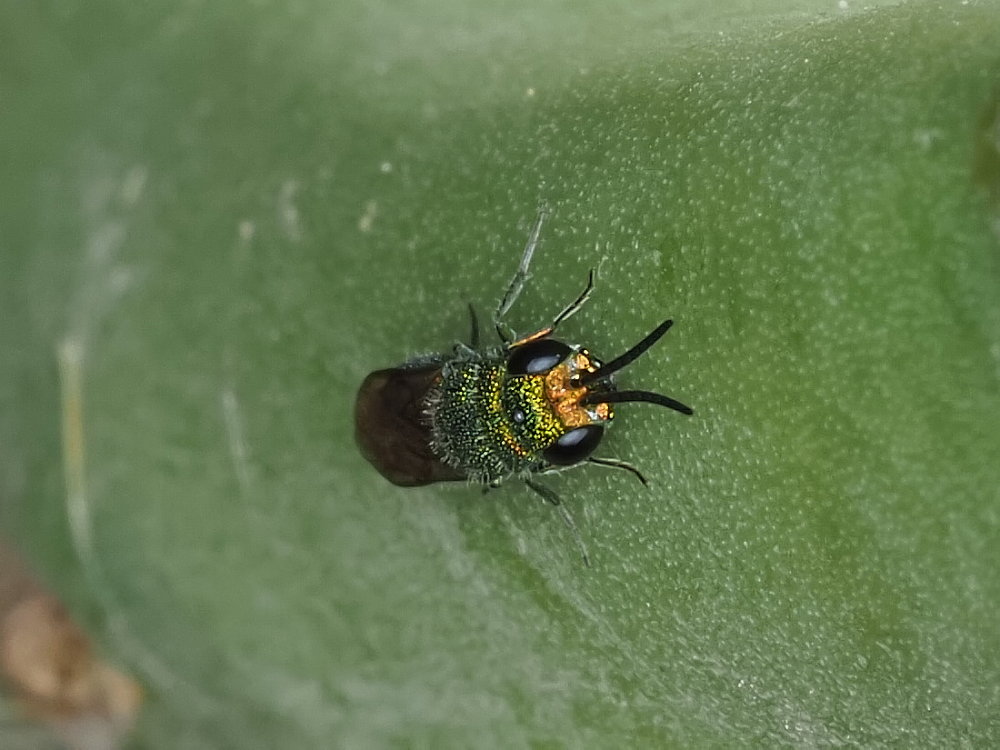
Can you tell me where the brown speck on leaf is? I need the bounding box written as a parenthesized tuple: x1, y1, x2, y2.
(0, 538, 142, 750)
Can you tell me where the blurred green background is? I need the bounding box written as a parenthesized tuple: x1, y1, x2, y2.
(3, 0, 1000, 747)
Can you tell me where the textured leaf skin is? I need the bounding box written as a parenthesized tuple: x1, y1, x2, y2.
(2, 2, 1000, 747)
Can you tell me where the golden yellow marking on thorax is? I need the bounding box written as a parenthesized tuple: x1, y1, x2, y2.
(486, 366, 531, 457)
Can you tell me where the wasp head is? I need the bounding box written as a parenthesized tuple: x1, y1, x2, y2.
(502, 318, 692, 470)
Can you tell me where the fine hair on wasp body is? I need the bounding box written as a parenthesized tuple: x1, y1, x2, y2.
(354, 208, 693, 566)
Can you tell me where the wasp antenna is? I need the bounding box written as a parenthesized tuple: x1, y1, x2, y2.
(583, 389, 693, 415)
(580, 318, 674, 385)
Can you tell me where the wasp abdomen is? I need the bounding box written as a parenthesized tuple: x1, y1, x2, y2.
(354, 364, 465, 486)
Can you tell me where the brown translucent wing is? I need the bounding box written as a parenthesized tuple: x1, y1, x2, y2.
(354, 365, 466, 487)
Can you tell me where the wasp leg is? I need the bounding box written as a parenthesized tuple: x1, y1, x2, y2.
(587, 457, 648, 486)
(508, 269, 596, 348)
(525, 477, 561, 506)
(550, 268, 595, 329)
(494, 206, 549, 344)
(467, 303, 480, 349)
(525, 479, 591, 567)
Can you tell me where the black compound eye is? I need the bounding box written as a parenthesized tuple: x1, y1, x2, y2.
(506, 339, 572, 376)
(543, 425, 604, 466)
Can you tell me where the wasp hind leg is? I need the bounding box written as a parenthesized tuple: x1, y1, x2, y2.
(525, 478, 591, 567)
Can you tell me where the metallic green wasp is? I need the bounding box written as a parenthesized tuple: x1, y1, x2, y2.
(355, 210, 692, 563)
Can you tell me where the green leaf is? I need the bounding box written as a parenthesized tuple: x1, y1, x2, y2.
(3, 1, 1000, 747)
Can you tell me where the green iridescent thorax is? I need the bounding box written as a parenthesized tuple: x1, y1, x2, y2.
(425, 349, 569, 484)
(497, 373, 568, 458)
